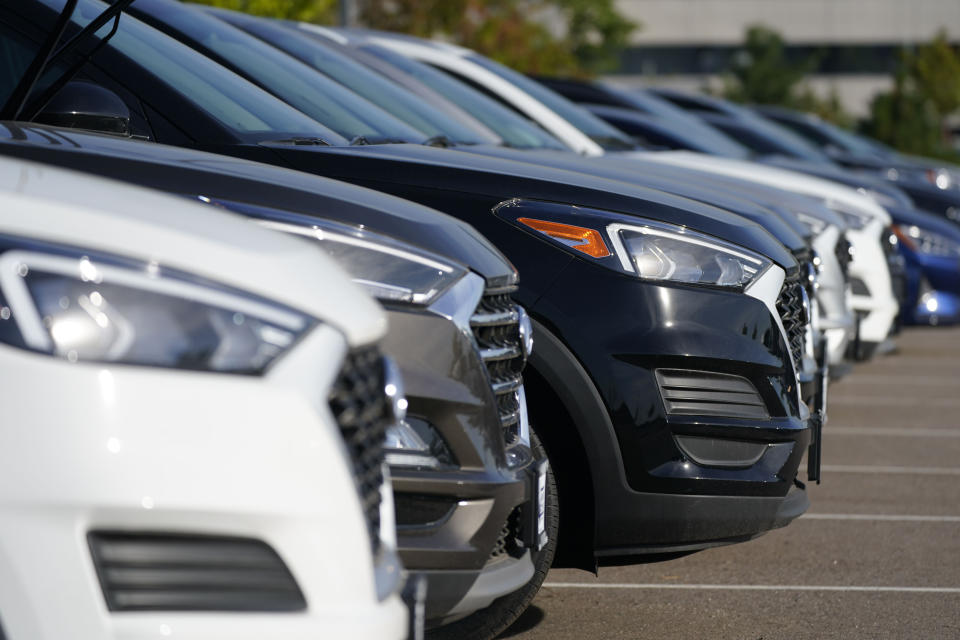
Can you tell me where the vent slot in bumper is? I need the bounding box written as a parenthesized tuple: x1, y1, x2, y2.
(656, 369, 769, 419)
(329, 347, 390, 556)
(88, 532, 306, 612)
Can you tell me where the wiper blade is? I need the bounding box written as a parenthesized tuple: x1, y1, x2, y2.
(424, 135, 455, 148)
(260, 137, 331, 146)
(350, 135, 411, 146)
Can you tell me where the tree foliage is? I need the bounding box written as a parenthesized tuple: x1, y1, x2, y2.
(358, 0, 637, 75)
(722, 25, 819, 105)
(188, 0, 337, 23)
(863, 31, 960, 159)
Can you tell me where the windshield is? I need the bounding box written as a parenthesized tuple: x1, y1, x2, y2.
(467, 54, 636, 151)
(33, 0, 347, 143)
(616, 89, 751, 159)
(129, 0, 422, 144)
(206, 11, 487, 145)
(358, 43, 568, 150)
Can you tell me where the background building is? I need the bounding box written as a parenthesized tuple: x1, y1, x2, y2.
(608, 0, 960, 115)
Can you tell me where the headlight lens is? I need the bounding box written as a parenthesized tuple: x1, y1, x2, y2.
(255, 214, 468, 306)
(825, 200, 874, 230)
(893, 224, 960, 258)
(0, 240, 311, 373)
(498, 200, 772, 290)
(608, 223, 771, 288)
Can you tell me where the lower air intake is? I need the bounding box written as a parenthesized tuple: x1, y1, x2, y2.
(88, 532, 306, 612)
(656, 369, 769, 419)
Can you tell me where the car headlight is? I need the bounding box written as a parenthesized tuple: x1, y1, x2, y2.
(893, 224, 960, 258)
(494, 200, 771, 290)
(251, 212, 468, 306)
(824, 200, 874, 230)
(0, 237, 312, 373)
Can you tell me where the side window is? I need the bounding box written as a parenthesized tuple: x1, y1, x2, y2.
(0, 23, 41, 108)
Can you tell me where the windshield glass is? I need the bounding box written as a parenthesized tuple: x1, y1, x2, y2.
(33, 0, 347, 143)
(130, 0, 422, 143)
(617, 89, 751, 159)
(359, 43, 568, 150)
(467, 54, 636, 151)
(207, 11, 487, 145)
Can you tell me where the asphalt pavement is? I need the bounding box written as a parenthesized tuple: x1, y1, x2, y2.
(501, 326, 960, 639)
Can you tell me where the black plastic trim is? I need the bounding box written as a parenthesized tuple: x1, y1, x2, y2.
(656, 369, 769, 419)
(88, 531, 306, 612)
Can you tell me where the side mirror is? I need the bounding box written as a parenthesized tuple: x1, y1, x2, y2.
(35, 81, 131, 136)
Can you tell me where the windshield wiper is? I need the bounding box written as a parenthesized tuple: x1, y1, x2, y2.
(424, 134, 455, 148)
(0, 0, 137, 121)
(261, 137, 331, 146)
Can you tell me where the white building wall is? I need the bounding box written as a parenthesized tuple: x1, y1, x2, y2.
(616, 0, 960, 44)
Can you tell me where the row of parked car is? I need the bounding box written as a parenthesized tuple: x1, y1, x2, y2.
(2, 1, 959, 639)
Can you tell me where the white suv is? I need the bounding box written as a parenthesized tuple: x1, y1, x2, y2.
(0, 157, 408, 640)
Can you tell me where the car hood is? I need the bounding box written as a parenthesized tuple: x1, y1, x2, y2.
(637, 151, 892, 226)
(886, 204, 960, 241)
(0, 122, 516, 285)
(463, 145, 808, 253)
(762, 156, 915, 209)
(258, 142, 797, 270)
(0, 154, 385, 345)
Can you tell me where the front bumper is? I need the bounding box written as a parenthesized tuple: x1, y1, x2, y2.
(0, 326, 407, 640)
(847, 222, 900, 344)
(381, 284, 536, 624)
(532, 259, 810, 555)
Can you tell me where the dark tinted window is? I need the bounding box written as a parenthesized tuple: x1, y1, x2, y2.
(0, 25, 38, 108)
(36, 0, 347, 143)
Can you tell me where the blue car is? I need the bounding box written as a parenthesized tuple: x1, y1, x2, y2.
(887, 206, 960, 325)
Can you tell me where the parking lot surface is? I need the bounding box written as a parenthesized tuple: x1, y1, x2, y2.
(502, 326, 960, 639)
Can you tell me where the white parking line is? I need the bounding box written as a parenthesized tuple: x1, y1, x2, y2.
(829, 396, 960, 408)
(801, 513, 960, 522)
(826, 427, 960, 438)
(542, 583, 960, 593)
(838, 375, 960, 387)
(822, 464, 960, 475)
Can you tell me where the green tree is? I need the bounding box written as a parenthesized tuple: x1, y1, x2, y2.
(358, 0, 637, 76)
(188, 0, 337, 23)
(863, 31, 960, 158)
(722, 25, 819, 105)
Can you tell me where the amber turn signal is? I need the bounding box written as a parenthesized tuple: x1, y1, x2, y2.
(517, 217, 611, 258)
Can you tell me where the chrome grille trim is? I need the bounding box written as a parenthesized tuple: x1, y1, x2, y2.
(776, 274, 808, 372)
(470, 285, 526, 446)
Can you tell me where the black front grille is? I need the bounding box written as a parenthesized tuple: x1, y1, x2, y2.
(394, 493, 456, 527)
(834, 235, 854, 278)
(470, 286, 526, 446)
(489, 507, 523, 561)
(776, 274, 807, 371)
(88, 532, 306, 612)
(328, 347, 390, 556)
